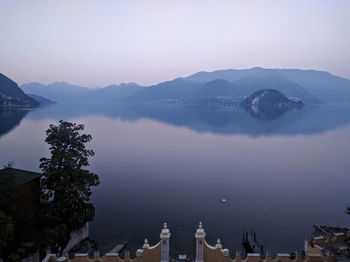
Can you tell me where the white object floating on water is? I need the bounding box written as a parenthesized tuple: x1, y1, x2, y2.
(222, 198, 226, 203)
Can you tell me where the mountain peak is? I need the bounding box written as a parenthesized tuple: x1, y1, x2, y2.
(119, 82, 139, 87)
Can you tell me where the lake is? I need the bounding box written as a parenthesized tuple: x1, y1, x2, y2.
(0, 103, 350, 257)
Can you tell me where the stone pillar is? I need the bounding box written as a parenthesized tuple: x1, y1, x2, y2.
(264, 250, 272, 262)
(160, 223, 170, 262)
(235, 251, 242, 262)
(195, 222, 206, 262)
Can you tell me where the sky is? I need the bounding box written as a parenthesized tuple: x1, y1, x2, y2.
(0, 0, 349, 87)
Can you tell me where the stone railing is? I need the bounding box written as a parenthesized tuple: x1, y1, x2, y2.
(43, 222, 336, 262)
(42, 223, 169, 262)
(195, 222, 334, 262)
(202, 240, 333, 262)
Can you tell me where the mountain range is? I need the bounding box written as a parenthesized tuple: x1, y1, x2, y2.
(182, 67, 350, 103)
(2, 67, 350, 106)
(20, 81, 92, 103)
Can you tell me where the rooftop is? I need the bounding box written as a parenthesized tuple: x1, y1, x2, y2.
(312, 225, 349, 237)
(0, 167, 42, 192)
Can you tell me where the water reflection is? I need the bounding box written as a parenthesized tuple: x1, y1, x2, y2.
(244, 104, 292, 120)
(0, 103, 350, 255)
(13, 103, 350, 136)
(0, 109, 29, 138)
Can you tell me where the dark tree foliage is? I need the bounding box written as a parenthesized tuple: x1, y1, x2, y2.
(0, 210, 15, 254)
(38, 224, 69, 253)
(0, 170, 16, 213)
(346, 207, 350, 215)
(40, 120, 99, 230)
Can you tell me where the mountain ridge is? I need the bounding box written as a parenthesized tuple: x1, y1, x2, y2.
(183, 67, 350, 103)
(16, 67, 350, 104)
(27, 94, 55, 105)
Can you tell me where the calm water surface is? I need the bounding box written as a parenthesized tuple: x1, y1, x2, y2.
(0, 103, 349, 256)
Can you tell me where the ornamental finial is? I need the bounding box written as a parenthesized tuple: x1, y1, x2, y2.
(215, 238, 222, 249)
(160, 222, 170, 239)
(195, 221, 206, 239)
(143, 238, 150, 249)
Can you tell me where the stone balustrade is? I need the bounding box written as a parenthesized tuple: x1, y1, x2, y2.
(43, 223, 335, 262)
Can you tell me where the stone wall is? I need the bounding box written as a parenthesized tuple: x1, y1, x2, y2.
(63, 223, 89, 255)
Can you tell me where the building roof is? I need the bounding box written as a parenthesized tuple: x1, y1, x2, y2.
(312, 225, 349, 237)
(0, 167, 42, 192)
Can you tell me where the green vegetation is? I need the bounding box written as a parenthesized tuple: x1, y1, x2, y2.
(0, 120, 99, 261)
(0, 210, 15, 254)
(40, 120, 100, 230)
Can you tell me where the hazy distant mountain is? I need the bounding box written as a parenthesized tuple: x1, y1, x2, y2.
(184, 67, 350, 103)
(19, 67, 350, 105)
(27, 94, 55, 105)
(0, 73, 38, 107)
(183, 67, 264, 83)
(128, 79, 202, 103)
(21, 81, 143, 104)
(278, 69, 350, 103)
(233, 70, 319, 103)
(196, 79, 236, 98)
(83, 83, 143, 103)
(21, 82, 93, 103)
(184, 71, 317, 104)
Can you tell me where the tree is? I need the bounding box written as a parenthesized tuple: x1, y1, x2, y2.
(40, 120, 99, 230)
(3, 161, 14, 168)
(346, 207, 350, 215)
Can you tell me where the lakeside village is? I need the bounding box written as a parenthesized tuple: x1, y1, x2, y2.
(0, 121, 349, 262)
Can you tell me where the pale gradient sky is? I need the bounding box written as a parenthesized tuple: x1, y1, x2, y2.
(0, 0, 349, 87)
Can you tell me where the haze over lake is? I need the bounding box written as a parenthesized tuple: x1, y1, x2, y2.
(0, 103, 349, 255)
